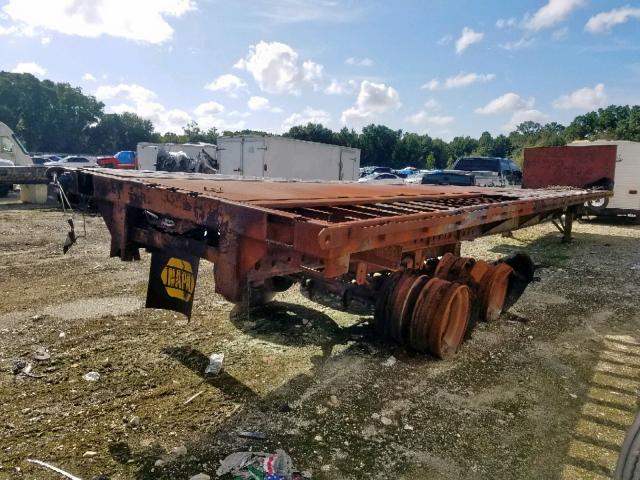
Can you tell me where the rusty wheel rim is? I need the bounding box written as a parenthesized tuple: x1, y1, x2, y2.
(429, 283, 471, 359)
(374, 271, 402, 337)
(482, 263, 513, 322)
(397, 274, 430, 344)
(410, 278, 449, 353)
(434, 253, 458, 280)
(469, 259, 490, 284)
(388, 273, 419, 342)
(450, 257, 475, 282)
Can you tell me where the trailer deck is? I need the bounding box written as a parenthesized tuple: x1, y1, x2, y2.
(60, 168, 611, 357)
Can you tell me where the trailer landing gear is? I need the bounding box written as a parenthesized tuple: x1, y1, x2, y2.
(553, 208, 575, 243)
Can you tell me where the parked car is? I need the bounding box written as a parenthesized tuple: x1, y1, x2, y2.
(358, 173, 404, 184)
(422, 170, 476, 186)
(31, 155, 62, 165)
(453, 156, 522, 185)
(44, 156, 96, 167)
(359, 166, 393, 178)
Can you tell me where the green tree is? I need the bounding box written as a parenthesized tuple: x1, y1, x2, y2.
(87, 112, 154, 152)
(448, 136, 479, 163)
(284, 123, 336, 144)
(359, 124, 402, 167)
(392, 132, 431, 168)
(425, 152, 437, 169)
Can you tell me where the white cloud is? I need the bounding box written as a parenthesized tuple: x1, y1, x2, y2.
(324, 78, 357, 95)
(345, 56, 374, 67)
(96, 83, 188, 133)
(256, 0, 362, 24)
(407, 110, 454, 127)
(341, 80, 401, 125)
(437, 34, 452, 46)
(423, 99, 440, 111)
(475, 93, 535, 114)
(552, 83, 607, 110)
(247, 95, 282, 113)
(95, 84, 156, 103)
(195, 115, 246, 132)
(193, 101, 224, 117)
(204, 74, 248, 96)
(82, 73, 96, 82)
(40, 36, 50, 45)
(421, 79, 440, 91)
(228, 110, 252, 118)
(248, 96, 270, 111)
(282, 107, 331, 130)
(234, 41, 324, 95)
(585, 6, 640, 34)
(444, 72, 495, 89)
(1, 0, 195, 44)
(496, 17, 518, 28)
(503, 109, 549, 131)
(500, 36, 535, 51)
(302, 60, 324, 88)
(552, 26, 569, 40)
(524, 0, 584, 31)
(11, 62, 46, 76)
(421, 72, 495, 91)
(455, 27, 484, 54)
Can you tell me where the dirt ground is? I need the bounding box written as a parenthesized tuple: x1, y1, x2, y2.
(1, 193, 640, 480)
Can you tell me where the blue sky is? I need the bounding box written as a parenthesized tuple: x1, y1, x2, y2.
(1, 0, 639, 139)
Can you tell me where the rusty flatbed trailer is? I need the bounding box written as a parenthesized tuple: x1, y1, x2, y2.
(0, 165, 49, 185)
(59, 168, 611, 358)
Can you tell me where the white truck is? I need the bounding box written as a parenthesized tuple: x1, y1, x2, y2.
(570, 140, 640, 220)
(216, 135, 361, 181)
(0, 121, 32, 166)
(0, 121, 49, 202)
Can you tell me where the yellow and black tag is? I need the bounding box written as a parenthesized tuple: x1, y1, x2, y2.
(146, 250, 200, 318)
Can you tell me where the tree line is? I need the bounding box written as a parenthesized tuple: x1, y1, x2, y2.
(1, 72, 639, 168)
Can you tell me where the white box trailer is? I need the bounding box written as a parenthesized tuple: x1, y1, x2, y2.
(570, 140, 640, 217)
(137, 142, 217, 171)
(217, 135, 361, 181)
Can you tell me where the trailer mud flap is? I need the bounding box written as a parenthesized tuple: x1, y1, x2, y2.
(146, 250, 199, 318)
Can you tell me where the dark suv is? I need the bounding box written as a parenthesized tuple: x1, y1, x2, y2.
(453, 156, 522, 185)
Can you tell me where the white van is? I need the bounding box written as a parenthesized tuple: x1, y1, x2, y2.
(570, 140, 640, 220)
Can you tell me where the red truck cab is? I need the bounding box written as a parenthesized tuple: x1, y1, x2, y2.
(97, 151, 137, 169)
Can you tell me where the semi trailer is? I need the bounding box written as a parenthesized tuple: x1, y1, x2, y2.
(216, 135, 361, 181)
(55, 168, 610, 359)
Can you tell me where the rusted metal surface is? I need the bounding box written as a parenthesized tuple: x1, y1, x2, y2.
(0, 166, 49, 185)
(64, 167, 609, 304)
(434, 253, 515, 322)
(523, 145, 616, 189)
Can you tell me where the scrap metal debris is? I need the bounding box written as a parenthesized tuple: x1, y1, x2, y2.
(237, 431, 267, 440)
(216, 449, 307, 479)
(11, 359, 43, 378)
